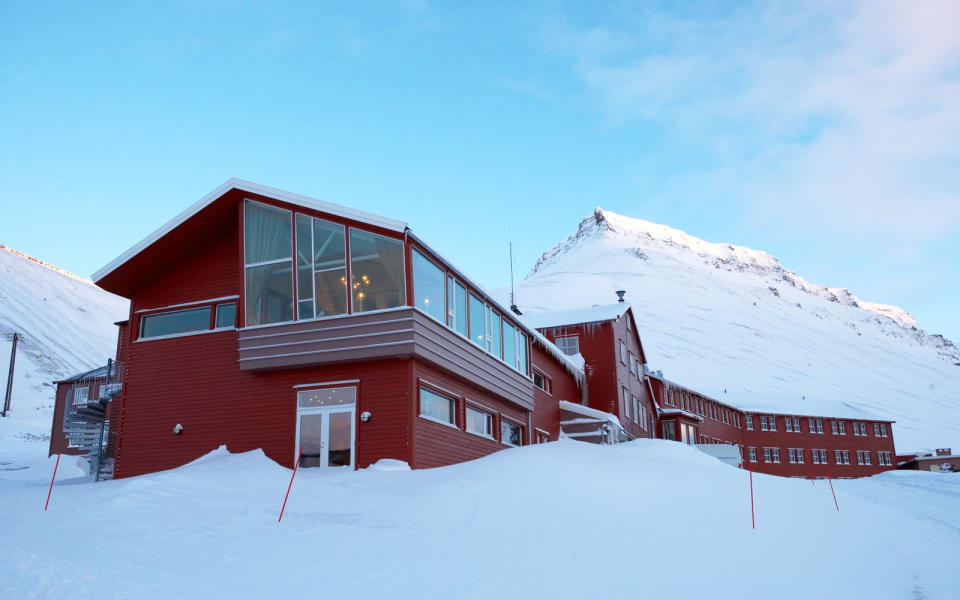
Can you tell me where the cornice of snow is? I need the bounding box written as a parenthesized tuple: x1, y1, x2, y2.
(0, 244, 92, 285)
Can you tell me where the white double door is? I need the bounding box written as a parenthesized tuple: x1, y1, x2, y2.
(296, 406, 355, 469)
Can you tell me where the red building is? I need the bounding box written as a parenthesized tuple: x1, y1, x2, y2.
(49, 179, 583, 478)
(48, 179, 898, 481)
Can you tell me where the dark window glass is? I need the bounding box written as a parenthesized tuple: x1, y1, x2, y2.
(244, 200, 292, 264)
(245, 262, 294, 326)
(469, 294, 485, 347)
(141, 307, 211, 339)
(215, 303, 236, 328)
(350, 229, 405, 313)
(412, 249, 445, 322)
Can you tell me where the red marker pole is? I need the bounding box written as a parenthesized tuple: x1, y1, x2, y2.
(44, 453, 61, 511)
(824, 460, 839, 512)
(278, 446, 304, 523)
(747, 458, 755, 529)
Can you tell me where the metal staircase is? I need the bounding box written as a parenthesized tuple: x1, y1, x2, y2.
(62, 361, 123, 481)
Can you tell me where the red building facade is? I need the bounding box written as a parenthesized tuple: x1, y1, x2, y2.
(49, 179, 897, 481)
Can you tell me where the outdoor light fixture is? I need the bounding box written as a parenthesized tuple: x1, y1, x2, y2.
(173, 423, 183, 435)
(360, 411, 371, 422)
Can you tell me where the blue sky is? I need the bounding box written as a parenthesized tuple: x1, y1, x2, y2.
(2, 1, 958, 341)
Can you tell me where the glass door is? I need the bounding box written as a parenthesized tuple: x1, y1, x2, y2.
(296, 386, 357, 469)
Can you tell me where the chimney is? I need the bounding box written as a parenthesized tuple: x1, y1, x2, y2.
(616, 290, 626, 303)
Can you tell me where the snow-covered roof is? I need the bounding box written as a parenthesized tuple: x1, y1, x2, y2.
(558, 400, 621, 427)
(93, 178, 407, 284)
(522, 303, 630, 329)
(660, 408, 704, 422)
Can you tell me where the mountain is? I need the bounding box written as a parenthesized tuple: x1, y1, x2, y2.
(509, 209, 960, 453)
(0, 245, 128, 460)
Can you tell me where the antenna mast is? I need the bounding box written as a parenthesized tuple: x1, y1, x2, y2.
(508, 215, 521, 315)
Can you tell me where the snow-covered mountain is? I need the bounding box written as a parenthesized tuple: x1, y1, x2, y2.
(0, 245, 128, 457)
(510, 209, 960, 453)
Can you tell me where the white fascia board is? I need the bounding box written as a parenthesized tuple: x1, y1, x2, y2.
(92, 178, 407, 283)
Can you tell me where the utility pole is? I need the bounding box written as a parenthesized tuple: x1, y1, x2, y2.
(2, 333, 18, 417)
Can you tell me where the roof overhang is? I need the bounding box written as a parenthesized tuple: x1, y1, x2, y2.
(92, 179, 407, 298)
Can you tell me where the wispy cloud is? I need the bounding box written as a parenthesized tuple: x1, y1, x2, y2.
(542, 1, 960, 240)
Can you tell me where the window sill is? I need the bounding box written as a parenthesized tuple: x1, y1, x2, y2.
(418, 414, 460, 430)
(465, 430, 496, 441)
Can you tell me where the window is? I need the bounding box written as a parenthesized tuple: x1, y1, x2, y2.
(536, 430, 550, 444)
(769, 417, 777, 431)
(619, 340, 627, 363)
(785, 417, 793, 433)
(72, 386, 90, 406)
(632, 395, 639, 424)
(295, 214, 347, 320)
(760, 416, 768, 431)
(746, 415, 753, 430)
(501, 420, 523, 447)
(771, 448, 781, 463)
(796, 449, 805, 464)
(835, 450, 843, 465)
(297, 386, 357, 408)
(622, 387, 631, 419)
(412, 249, 445, 322)
(555, 336, 579, 356)
(420, 386, 455, 425)
(792, 418, 800, 432)
(141, 307, 211, 339)
(749, 447, 757, 462)
(816, 420, 823, 434)
(516, 332, 528, 375)
(837, 421, 846, 435)
(215, 303, 237, 329)
(763, 448, 772, 463)
(841, 450, 849, 465)
(244, 200, 293, 326)
(639, 404, 648, 430)
(350, 229, 405, 313)
(859, 451, 871, 466)
(446, 277, 468, 337)
(879, 452, 892, 466)
(533, 371, 552, 394)
(735, 414, 741, 428)
(874, 423, 888, 437)
(831, 421, 838, 435)
(853, 422, 867, 436)
(465, 406, 493, 437)
(629, 353, 636, 375)
(788, 449, 797, 463)
(469, 294, 485, 348)
(812, 450, 821, 465)
(662, 422, 675, 441)
(502, 321, 517, 367)
(486, 306, 501, 357)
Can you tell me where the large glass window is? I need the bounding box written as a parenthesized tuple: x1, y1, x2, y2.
(350, 230, 405, 313)
(141, 307, 212, 339)
(412, 249, 445, 322)
(502, 321, 517, 367)
(420, 386, 455, 425)
(296, 215, 348, 320)
(244, 200, 293, 326)
(487, 306, 501, 357)
(469, 294, 485, 348)
(447, 277, 468, 337)
(517, 331, 528, 374)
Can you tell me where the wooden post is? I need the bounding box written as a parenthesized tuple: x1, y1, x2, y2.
(2, 333, 18, 417)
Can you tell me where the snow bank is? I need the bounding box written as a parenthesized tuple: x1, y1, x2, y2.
(1, 439, 957, 599)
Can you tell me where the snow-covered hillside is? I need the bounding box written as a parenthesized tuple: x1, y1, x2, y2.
(0, 245, 128, 463)
(510, 210, 960, 453)
(2, 440, 957, 599)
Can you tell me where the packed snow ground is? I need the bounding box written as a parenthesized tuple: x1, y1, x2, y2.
(2, 440, 958, 599)
(507, 210, 960, 453)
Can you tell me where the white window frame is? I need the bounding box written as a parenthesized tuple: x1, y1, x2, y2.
(555, 335, 579, 356)
(465, 405, 494, 439)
